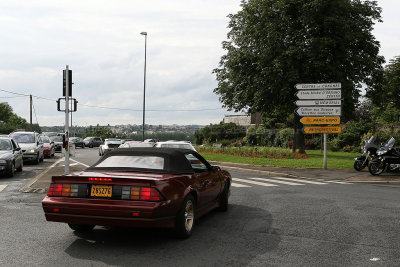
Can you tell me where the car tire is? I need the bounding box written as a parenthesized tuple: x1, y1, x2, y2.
(174, 194, 195, 239)
(51, 148, 55, 157)
(17, 160, 23, 172)
(40, 153, 44, 162)
(34, 153, 40, 165)
(217, 181, 230, 212)
(90, 144, 93, 148)
(7, 162, 15, 177)
(68, 223, 95, 232)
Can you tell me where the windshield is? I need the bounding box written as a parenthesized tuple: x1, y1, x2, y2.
(50, 136, 63, 142)
(10, 133, 35, 143)
(41, 137, 50, 143)
(367, 136, 376, 144)
(120, 143, 154, 148)
(0, 139, 12, 150)
(94, 155, 164, 170)
(385, 137, 395, 148)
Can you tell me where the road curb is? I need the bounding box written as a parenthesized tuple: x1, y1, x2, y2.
(19, 158, 63, 193)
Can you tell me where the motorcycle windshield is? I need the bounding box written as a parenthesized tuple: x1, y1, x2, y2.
(384, 137, 395, 148)
(368, 136, 376, 144)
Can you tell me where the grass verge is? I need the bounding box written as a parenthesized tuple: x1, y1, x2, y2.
(199, 150, 359, 169)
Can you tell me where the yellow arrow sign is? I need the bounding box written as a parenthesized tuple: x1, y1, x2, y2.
(300, 117, 340, 125)
(303, 126, 342, 134)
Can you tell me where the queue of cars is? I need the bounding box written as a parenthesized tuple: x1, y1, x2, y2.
(0, 131, 197, 177)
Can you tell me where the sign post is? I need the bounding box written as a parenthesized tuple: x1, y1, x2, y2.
(58, 66, 77, 174)
(64, 65, 70, 175)
(295, 83, 342, 170)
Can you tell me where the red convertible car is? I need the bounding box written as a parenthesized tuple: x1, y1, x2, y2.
(42, 148, 231, 238)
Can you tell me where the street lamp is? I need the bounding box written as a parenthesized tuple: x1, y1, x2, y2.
(140, 31, 147, 141)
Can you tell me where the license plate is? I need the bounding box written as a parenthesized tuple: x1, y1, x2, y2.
(91, 185, 112, 197)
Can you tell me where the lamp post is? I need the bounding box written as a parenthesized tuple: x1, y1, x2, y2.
(140, 31, 147, 141)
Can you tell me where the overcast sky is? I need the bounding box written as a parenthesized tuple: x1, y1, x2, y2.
(0, 0, 399, 126)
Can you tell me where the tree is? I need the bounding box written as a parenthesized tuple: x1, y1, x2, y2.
(213, 0, 384, 152)
(0, 103, 30, 134)
(367, 56, 400, 108)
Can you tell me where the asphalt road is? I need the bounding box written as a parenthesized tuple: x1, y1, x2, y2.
(0, 148, 399, 266)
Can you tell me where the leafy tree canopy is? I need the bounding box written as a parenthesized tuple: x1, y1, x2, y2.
(214, 0, 384, 122)
(367, 56, 400, 108)
(0, 102, 33, 134)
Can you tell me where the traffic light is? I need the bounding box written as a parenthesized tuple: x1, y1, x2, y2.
(63, 69, 72, 96)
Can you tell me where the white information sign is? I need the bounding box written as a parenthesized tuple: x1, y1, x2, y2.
(296, 89, 341, 100)
(295, 100, 341, 106)
(295, 83, 341, 90)
(296, 106, 341, 116)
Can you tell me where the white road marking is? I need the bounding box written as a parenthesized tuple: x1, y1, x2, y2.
(270, 176, 328, 185)
(0, 184, 7, 193)
(70, 159, 90, 167)
(319, 180, 353, 184)
(233, 178, 278, 187)
(20, 157, 64, 191)
(249, 177, 304, 185)
(231, 183, 251, 188)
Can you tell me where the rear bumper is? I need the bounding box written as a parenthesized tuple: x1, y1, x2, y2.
(42, 197, 176, 228)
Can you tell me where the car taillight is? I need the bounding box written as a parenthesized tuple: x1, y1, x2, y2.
(47, 183, 80, 197)
(121, 186, 163, 201)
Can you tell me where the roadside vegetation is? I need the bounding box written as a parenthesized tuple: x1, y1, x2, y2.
(197, 148, 358, 169)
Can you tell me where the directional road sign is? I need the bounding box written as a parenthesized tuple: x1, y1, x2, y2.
(303, 126, 342, 134)
(296, 107, 341, 116)
(296, 89, 341, 100)
(300, 117, 340, 125)
(296, 100, 341, 106)
(295, 83, 341, 90)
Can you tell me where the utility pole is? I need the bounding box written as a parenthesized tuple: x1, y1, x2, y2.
(64, 65, 70, 175)
(140, 31, 147, 141)
(30, 94, 33, 131)
(71, 100, 73, 136)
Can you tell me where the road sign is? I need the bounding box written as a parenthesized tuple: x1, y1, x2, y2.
(296, 107, 341, 116)
(300, 117, 340, 125)
(303, 126, 342, 134)
(296, 89, 341, 100)
(295, 83, 341, 90)
(296, 100, 341, 106)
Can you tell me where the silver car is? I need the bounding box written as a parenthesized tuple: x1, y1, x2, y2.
(9, 131, 44, 164)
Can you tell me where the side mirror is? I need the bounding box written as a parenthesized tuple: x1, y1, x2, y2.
(211, 165, 221, 172)
(14, 147, 21, 151)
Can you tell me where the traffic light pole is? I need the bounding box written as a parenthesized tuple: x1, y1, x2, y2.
(64, 65, 70, 175)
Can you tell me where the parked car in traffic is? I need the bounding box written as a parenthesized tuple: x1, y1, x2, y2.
(9, 131, 44, 164)
(50, 135, 63, 152)
(0, 137, 23, 177)
(70, 137, 85, 148)
(119, 141, 154, 149)
(42, 148, 232, 238)
(154, 141, 196, 151)
(40, 135, 55, 158)
(84, 137, 103, 148)
(99, 139, 122, 156)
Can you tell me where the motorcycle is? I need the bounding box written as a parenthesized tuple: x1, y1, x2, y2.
(368, 137, 400, 175)
(353, 136, 378, 171)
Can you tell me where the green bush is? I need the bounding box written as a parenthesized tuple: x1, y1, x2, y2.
(279, 128, 293, 148)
